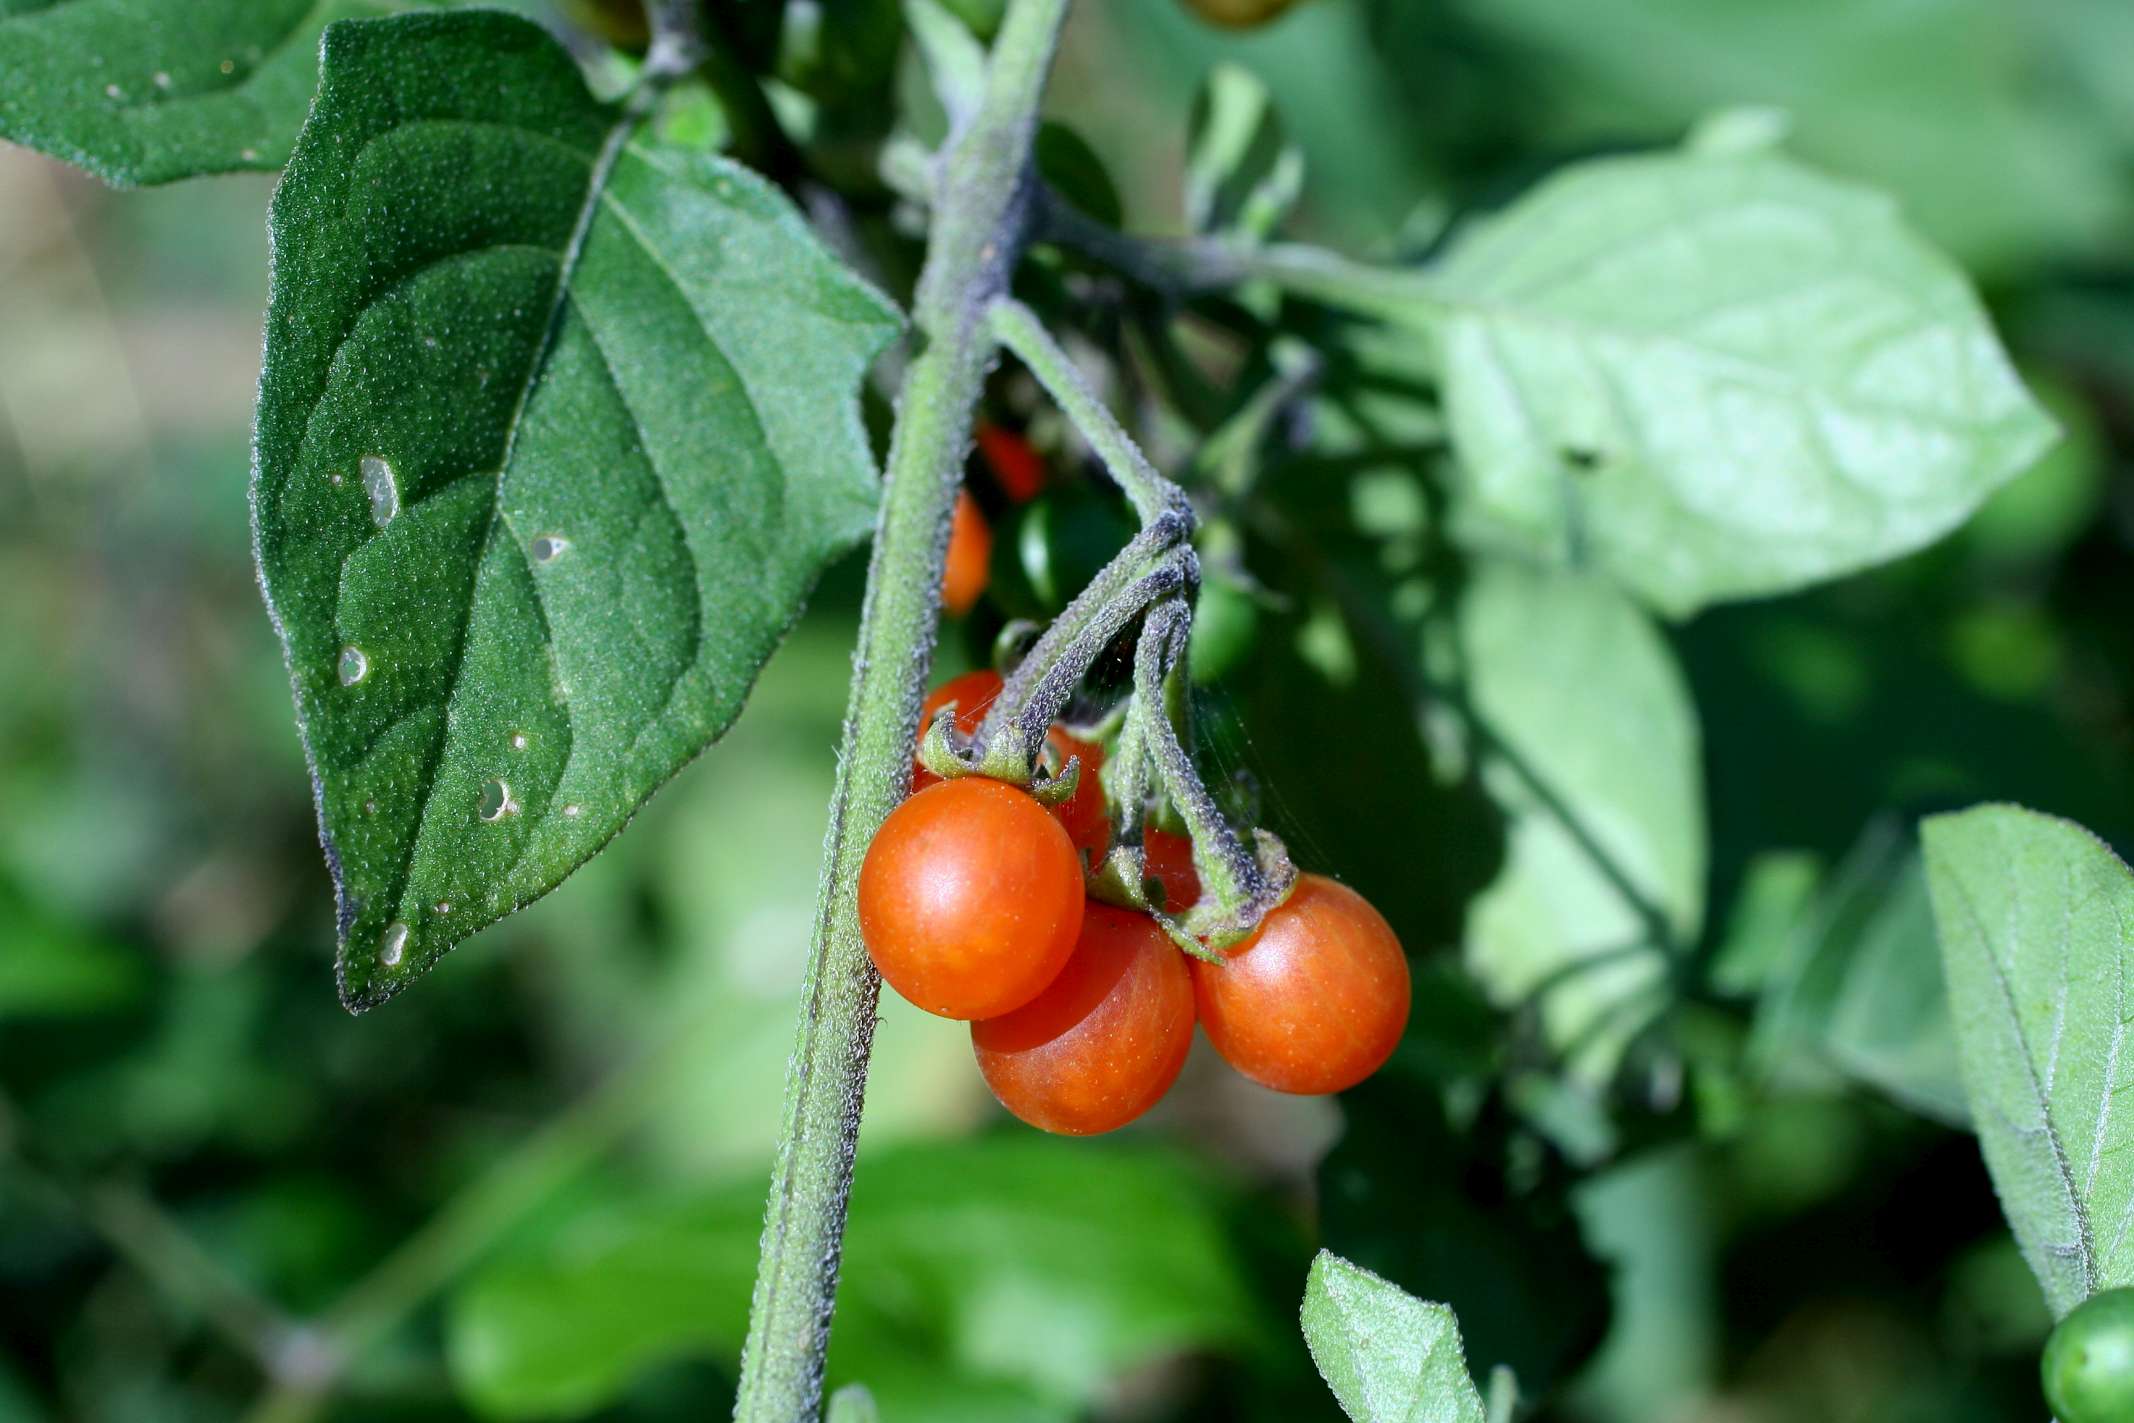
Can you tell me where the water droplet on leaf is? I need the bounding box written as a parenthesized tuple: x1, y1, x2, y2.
(562, 803, 583, 819)
(362, 455, 399, 527)
(477, 779, 517, 822)
(531, 534, 570, 563)
(379, 921, 409, 967)
(337, 646, 369, 685)
(509, 732, 529, 751)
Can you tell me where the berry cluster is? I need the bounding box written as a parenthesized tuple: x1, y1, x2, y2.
(858, 669, 1411, 1136)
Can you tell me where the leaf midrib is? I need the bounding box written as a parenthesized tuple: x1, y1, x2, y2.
(1944, 846, 2098, 1296)
(378, 101, 642, 924)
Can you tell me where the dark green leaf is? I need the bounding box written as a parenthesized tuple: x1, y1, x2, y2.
(0, 0, 387, 186)
(1922, 804, 2134, 1315)
(1320, 1077, 1609, 1397)
(250, 12, 898, 1009)
(1301, 1249, 1487, 1423)
(447, 1138, 1265, 1419)
(1422, 148, 2055, 616)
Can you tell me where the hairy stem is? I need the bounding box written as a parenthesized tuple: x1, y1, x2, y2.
(731, 2, 1070, 1418)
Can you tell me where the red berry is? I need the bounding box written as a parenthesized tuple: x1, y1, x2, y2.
(976, 421, 1045, 503)
(1190, 874, 1408, 1094)
(942, 489, 991, 617)
(1142, 827, 1201, 911)
(973, 903, 1194, 1134)
(859, 778, 1084, 1019)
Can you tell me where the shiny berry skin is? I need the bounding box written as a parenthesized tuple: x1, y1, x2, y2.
(1190, 874, 1409, 1094)
(977, 421, 1045, 503)
(973, 904, 1194, 1134)
(2044, 1289, 2134, 1423)
(1142, 828, 1201, 911)
(941, 489, 992, 617)
(859, 778, 1084, 1019)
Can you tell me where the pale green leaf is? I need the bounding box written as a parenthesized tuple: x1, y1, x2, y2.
(1423, 149, 2054, 616)
(1438, 559, 1704, 1079)
(825, 1384, 881, 1423)
(0, 0, 388, 185)
(250, 12, 898, 1009)
(1922, 804, 2134, 1316)
(1452, 0, 2132, 273)
(1301, 1250, 1487, 1423)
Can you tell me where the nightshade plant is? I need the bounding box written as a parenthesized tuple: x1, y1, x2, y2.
(6, 0, 2122, 1419)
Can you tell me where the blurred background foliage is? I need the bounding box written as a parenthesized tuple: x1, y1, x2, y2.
(1, 0, 2129, 1419)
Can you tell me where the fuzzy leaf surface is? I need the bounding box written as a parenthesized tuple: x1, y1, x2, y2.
(1922, 804, 2134, 1315)
(0, 0, 388, 184)
(1301, 1250, 1488, 1423)
(252, 12, 897, 1008)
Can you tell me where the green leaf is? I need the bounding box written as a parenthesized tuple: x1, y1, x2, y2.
(1301, 1250, 1488, 1423)
(1421, 148, 2055, 616)
(250, 11, 898, 1009)
(1922, 803, 2134, 1316)
(448, 1138, 1265, 1418)
(1184, 61, 1303, 241)
(1749, 823, 1966, 1126)
(0, 0, 388, 186)
(1447, 0, 2133, 274)
(1438, 559, 1704, 1079)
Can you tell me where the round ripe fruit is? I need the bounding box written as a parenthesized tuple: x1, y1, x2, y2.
(859, 778, 1083, 1020)
(1047, 731, 1109, 861)
(941, 489, 992, 617)
(1191, 874, 1409, 1094)
(2045, 1289, 2134, 1423)
(973, 903, 1194, 1134)
(976, 422, 1045, 503)
(1142, 828, 1201, 911)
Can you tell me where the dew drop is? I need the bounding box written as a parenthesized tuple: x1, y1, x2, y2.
(153, 71, 172, 90)
(362, 799, 378, 815)
(104, 83, 122, 99)
(422, 335, 439, 350)
(337, 646, 369, 686)
(477, 779, 517, 822)
(379, 921, 409, 967)
(361, 455, 399, 527)
(561, 802, 583, 819)
(329, 470, 344, 487)
(509, 732, 529, 751)
(530, 534, 570, 563)
(240, 147, 259, 162)
(219, 58, 235, 75)
(433, 901, 452, 916)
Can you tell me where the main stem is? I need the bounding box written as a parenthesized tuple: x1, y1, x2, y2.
(730, 3, 1069, 1419)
